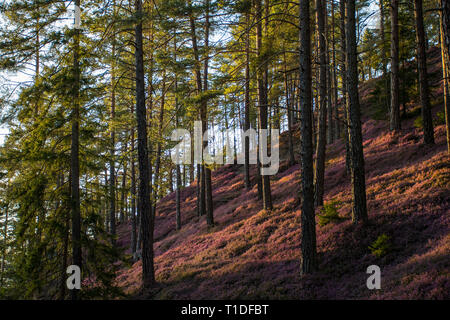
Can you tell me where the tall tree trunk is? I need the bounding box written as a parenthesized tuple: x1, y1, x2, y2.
(314, 0, 328, 207)
(284, 54, 296, 166)
(189, 1, 206, 218)
(439, 0, 450, 153)
(130, 125, 137, 255)
(256, 0, 272, 211)
(340, 0, 351, 175)
(0, 205, 8, 288)
(346, 0, 368, 224)
(414, 0, 434, 145)
(152, 72, 166, 220)
(390, 0, 401, 131)
(109, 2, 117, 245)
(332, 0, 340, 141)
(299, 0, 317, 275)
(134, 0, 155, 289)
(326, 2, 334, 145)
(70, 0, 82, 301)
(120, 140, 128, 223)
(379, 0, 390, 116)
(203, 0, 214, 226)
(244, 11, 251, 190)
(58, 173, 69, 300)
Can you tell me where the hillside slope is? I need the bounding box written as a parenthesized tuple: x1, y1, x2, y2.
(115, 47, 449, 299)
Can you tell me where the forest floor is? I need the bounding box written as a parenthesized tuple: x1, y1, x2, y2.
(114, 47, 449, 299)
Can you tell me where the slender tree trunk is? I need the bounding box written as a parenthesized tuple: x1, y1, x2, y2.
(109, 3, 117, 245)
(256, 0, 272, 211)
(58, 173, 69, 300)
(284, 57, 296, 166)
(414, 0, 434, 144)
(340, 0, 351, 175)
(0, 205, 8, 288)
(299, 0, 317, 275)
(379, 0, 390, 115)
(120, 140, 128, 223)
(70, 0, 82, 301)
(326, 2, 334, 145)
(189, 1, 206, 218)
(152, 72, 166, 220)
(244, 11, 251, 190)
(135, 0, 155, 289)
(439, 0, 450, 153)
(314, 0, 328, 207)
(203, 0, 214, 226)
(130, 125, 137, 255)
(332, 0, 340, 141)
(390, 0, 401, 132)
(346, 0, 368, 225)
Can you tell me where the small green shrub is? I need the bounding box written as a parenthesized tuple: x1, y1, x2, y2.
(414, 116, 423, 129)
(434, 111, 446, 126)
(369, 234, 392, 258)
(318, 200, 343, 226)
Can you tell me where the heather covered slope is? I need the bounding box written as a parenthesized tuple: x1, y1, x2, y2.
(115, 48, 449, 299)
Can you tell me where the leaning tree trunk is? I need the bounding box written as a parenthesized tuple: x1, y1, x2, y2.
(134, 0, 155, 289)
(414, 0, 434, 145)
(346, 0, 368, 225)
(299, 0, 317, 275)
(390, 0, 401, 132)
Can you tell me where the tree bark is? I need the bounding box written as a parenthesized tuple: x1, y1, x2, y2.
(346, 0, 368, 224)
(332, 0, 340, 141)
(135, 0, 155, 289)
(414, 0, 434, 145)
(120, 140, 128, 223)
(70, 0, 82, 301)
(299, 0, 317, 275)
(340, 0, 351, 176)
(109, 2, 117, 245)
(203, 0, 214, 226)
(244, 11, 251, 190)
(314, 0, 328, 207)
(390, 0, 401, 131)
(256, 0, 272, 211)
(439, 0, 450, 153)
(152, 72, 166, 220)
(130, 125, 137, 254)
